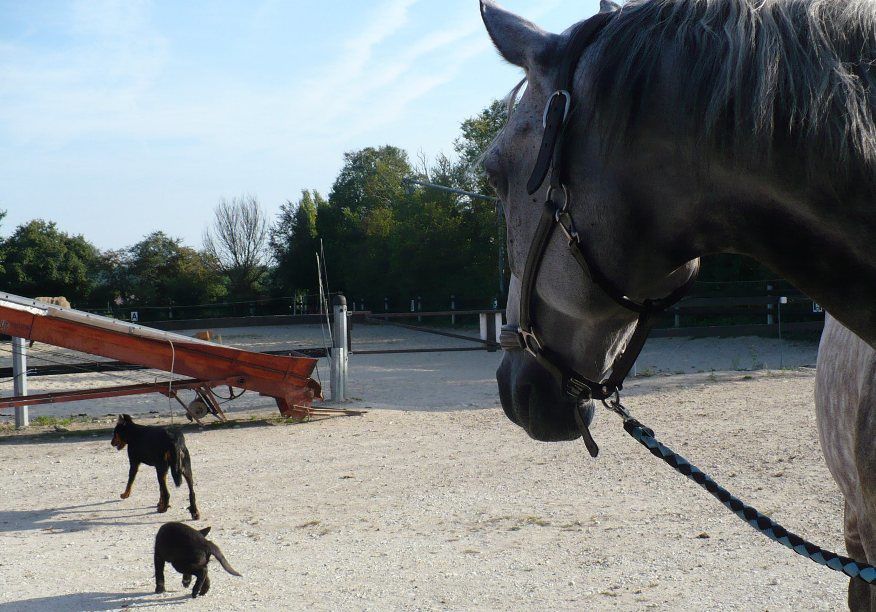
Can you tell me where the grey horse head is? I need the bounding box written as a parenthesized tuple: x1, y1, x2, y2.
(481, 0, 699, 441)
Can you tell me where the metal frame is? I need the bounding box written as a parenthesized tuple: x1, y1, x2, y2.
(0, 292, 321, 421)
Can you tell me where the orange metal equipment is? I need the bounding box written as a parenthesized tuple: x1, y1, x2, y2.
(0, 293, 321, 418)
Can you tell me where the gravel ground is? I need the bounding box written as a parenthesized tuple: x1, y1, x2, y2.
(0, 327, 846, 610)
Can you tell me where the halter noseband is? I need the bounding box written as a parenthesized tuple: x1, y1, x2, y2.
(500, 12, 699, 403)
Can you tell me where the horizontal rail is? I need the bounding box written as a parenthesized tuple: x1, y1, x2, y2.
(353, 347, 491, 355)
(650, 320, 823, 338)
(148, 314, 331, 331)
(364, 316, 497, 347)
(366, 309, 504, 319)
(0, 377, 234, 410)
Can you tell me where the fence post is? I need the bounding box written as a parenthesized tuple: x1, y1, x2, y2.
(330, 294, 348, 402)
(490, 311, 502, 352)
(417, 296, 422, 322)
(673, 305, 680, 328)
(450, 294, 456, 325)
(778, 296, 787, 369)
(13, 337, 28, 428)
(384, 297, 389, 312)
(766, 283, 774, 325)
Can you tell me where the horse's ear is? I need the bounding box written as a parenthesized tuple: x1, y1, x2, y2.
(600, 0, 621, 13)
(480, 0, 557, 71)
(122, 414, 133, 424)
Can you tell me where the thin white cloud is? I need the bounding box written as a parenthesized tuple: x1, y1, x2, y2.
(0, 0, 168, 147)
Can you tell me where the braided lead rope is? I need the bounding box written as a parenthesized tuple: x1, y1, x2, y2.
(608, 404, 876, 583)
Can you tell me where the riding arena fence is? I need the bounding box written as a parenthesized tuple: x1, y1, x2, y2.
(2, 292, 824, 427)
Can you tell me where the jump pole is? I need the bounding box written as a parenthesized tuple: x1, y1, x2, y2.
(331, 294, 348, 402)
(12, 336, 28, 428)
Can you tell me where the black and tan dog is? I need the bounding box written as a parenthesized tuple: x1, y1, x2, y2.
(154, 522, 241, 598)
(110, 414, 200, 520)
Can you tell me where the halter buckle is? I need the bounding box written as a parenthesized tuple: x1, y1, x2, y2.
(542, 90, 572, 129)
(518, 328, 543, 357)
(500, 325, 543, 358)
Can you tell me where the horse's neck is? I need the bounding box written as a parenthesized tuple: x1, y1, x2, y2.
(713, 171, 876, 347)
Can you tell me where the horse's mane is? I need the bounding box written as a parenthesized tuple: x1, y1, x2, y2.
(585, 0, 876, 177)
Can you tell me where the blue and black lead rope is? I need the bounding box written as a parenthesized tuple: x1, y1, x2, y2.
(610, 406, 876, 583)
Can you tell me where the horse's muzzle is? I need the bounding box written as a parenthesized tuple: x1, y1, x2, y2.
(497, 351, 593, 441)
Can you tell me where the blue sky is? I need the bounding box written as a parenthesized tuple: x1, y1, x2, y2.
(0, 0, 600, 250)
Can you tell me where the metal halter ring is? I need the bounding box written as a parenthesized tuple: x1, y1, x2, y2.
(546, 184, 570, 211)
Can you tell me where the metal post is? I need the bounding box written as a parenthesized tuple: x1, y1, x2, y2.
(450, 294, 456, 325)
(12, 337, 28, 428)
(766, 283, 774, 325)
(778, 296, 786, 369)
(673, 306, 680, 328)
(330, 295, 348, 402)
(384, 297, 389, 312)
(417, 296, 422, 323)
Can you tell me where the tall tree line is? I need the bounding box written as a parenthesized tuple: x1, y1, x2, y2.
(0, 100, 774, 312)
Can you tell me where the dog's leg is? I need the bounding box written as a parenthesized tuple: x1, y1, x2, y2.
(191, 569, 206, 599)
(154, 551, 166, 594)
(156, 466, 170, 513)
(198, 570, 210, 596)
(120, 461, 139, 499)
(182, 573, 192, 587)
(183, 449, 199, 520)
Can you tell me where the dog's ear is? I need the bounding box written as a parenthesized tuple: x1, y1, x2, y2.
(199, 526, 212, 536)
(122, 414, 133, 424)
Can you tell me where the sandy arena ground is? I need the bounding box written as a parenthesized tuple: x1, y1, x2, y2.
(0, 325, 849, 610)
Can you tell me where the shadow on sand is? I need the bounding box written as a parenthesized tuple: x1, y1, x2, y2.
(0, 499, 159, 534)
(0, 591, 190, 611)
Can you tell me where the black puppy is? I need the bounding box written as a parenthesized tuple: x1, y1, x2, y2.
(110, 414, 200, 519)
(154, 522, 241, 598)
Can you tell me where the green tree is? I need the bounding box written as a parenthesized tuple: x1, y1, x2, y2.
(0, 219, 99, 303)
(0, 208, 7, 276)
(270, 190, 322, 296)
(454, 99, 507, 196)
(119, 231, 226, 306)
(321, 146, 412, 303)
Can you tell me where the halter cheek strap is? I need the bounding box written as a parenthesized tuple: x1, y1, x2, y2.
(501, 12, 699, 405)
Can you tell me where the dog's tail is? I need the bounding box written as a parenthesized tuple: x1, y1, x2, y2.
(170, 433, 186, 488)
(209, 542, 242, 577)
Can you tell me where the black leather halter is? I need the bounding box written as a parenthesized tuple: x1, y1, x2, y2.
(499, 12, 699, 403)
